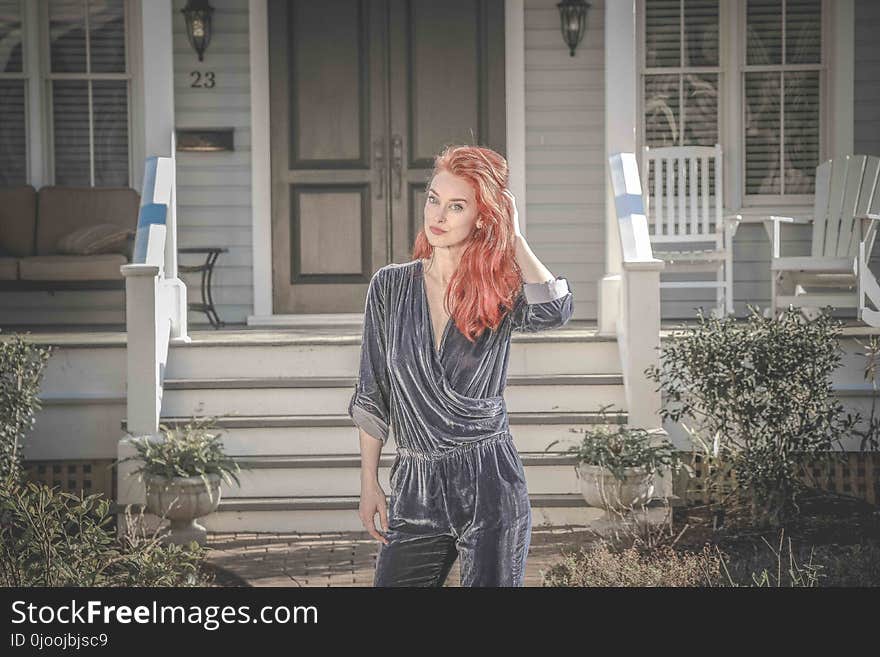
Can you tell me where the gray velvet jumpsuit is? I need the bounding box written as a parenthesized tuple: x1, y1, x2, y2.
(348, 258, 574, 587)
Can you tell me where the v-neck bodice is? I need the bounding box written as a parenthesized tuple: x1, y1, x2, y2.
(418, 259, 454, 359)
(348, 259, 574, 455)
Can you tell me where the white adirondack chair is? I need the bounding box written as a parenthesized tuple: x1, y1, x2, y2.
(765, 154, 880, 326)
(642, 144, 742, 317)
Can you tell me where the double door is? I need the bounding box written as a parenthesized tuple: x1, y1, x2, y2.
(268, 0, 506, 314)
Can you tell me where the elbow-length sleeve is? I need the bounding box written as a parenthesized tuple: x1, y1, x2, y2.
(348, 271, 392, 443)
(510, 275, 574, 333)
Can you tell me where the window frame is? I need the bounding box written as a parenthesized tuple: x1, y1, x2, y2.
(40, 0, 135, 188)
(637, 0, 835, 211)
(738, 0, 828, 207)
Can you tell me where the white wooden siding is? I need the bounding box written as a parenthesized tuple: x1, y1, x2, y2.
(173, 0, 253, 325)
(525, 0, 605, 320)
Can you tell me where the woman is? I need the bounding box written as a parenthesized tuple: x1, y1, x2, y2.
(348, 144, 574, 587)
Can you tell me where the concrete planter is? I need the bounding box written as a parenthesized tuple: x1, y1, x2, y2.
(144, 473, 222, 546)
(575, 462, 656, 509)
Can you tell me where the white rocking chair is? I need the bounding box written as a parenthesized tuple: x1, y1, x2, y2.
(765, 154, 880, 326)
(642, 143, 742, 317)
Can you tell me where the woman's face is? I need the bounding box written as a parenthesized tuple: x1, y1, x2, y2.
(423, 170, 479, 249)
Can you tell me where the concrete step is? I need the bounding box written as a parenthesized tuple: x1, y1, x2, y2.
(199, 452, 589, 498)
(123, 410, 628, 454)
(113, 494, 672, 534)
(159, 373, 627, 417)
(165, 331, 620, 379)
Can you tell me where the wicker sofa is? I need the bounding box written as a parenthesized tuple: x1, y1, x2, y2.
(0, 185, 140, 291)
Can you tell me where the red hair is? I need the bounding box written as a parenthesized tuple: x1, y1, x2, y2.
(411, 144, 523, 344)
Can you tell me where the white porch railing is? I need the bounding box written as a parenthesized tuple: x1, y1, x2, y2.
(607, 152, 674, 500)
(608, 152, 665, 431)
(116, 145, 189, 524)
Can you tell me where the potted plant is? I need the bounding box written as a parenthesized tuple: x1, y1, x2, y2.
(547, 404, 680, 510)
(117, 416, 242, 546)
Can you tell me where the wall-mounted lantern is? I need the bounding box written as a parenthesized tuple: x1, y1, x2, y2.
(556, 0, 591, 57)
(181, 0, 214, 62)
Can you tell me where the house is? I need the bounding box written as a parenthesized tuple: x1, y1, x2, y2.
(2, 0, 879, 533)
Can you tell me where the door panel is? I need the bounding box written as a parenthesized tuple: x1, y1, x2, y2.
(269, 0, 387, 313)
(388, 0, 506, 262)
(269, 0, 505, 312)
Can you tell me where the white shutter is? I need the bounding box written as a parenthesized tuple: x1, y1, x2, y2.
(744, 0, 821, 196)
(0, 0, 26, 185)
(52, 80, 90, 185)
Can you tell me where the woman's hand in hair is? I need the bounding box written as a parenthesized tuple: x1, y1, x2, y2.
(502, 188, 523, 239)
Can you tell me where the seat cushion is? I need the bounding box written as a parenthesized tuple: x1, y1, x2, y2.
(0, 258, 19, 281)
(36, 187, 140, 255)
(18, 254, 127, 281)
(0, 185, 37, 256)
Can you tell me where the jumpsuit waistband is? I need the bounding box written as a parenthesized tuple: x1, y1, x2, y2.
(395, 431, 513, 461)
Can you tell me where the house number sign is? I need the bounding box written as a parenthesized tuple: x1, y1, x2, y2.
(190, 71, 216, 88)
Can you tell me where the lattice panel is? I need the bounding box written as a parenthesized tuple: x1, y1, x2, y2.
(679, 452, 880, 507)
(21, 459, 116, 500)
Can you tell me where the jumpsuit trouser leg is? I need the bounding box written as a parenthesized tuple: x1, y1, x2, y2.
(373, 433, 532, 587)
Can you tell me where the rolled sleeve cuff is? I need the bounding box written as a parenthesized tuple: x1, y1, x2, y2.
(350, 402, 390, 443)
(523, 276, 570, 304)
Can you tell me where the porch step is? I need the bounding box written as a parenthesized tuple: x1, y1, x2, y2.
(165, 330, 621, 379)
(112, 494, 672, 534)
(159, 373, 627, 416)
(122, 409, 628, 455)
(161, 452, 592, 498)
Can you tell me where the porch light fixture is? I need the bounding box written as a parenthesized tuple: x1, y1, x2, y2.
(181, 0, 214, 62)
(556, 0, 591, 57)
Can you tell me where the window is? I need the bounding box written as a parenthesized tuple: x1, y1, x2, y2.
(47, 0, 130, 187)
(643, 0, 720, 147)
(0, 0, 27, 186)
(640, 0, 826, 205)
(744, 0, 822, 197)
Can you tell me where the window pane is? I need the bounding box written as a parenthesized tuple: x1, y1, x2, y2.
(784, 71, 819, 193)
(53, 80, 90, 185)
(50, 0, 86, 73)
(744, 72, 781, 194)
(645, 74, 680, 146)
(684, 0, 718, 67)
(89, 0, 125, 73)
(786, 0, 821, 65)
(93, 80, 127, 186)
(0, 80, 26, 185)
(645, 0, 680, 68)
(683, 72, 718, 145)
(0, 0, 24, 73)
(746, 0, 782, 66)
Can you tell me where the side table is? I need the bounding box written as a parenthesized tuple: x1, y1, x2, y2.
(179, 247, 228, 328)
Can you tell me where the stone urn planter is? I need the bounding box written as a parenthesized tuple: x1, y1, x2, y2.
(144, 473, 222, 546)
(117, 417, 242, 548)
(575, 463, 656, 509)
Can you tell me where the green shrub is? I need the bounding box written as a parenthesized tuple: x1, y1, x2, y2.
(0, 334, 51, 487)
(0, 481, 214, 587)
(645, 305, 862, 528)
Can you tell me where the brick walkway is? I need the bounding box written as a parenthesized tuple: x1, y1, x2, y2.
(204, 525, 602, 587)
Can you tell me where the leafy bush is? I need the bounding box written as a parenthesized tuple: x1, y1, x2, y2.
(0, 334, 51, 486)
(0, 480, 214, 587)
(645, 305, 862, 528)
